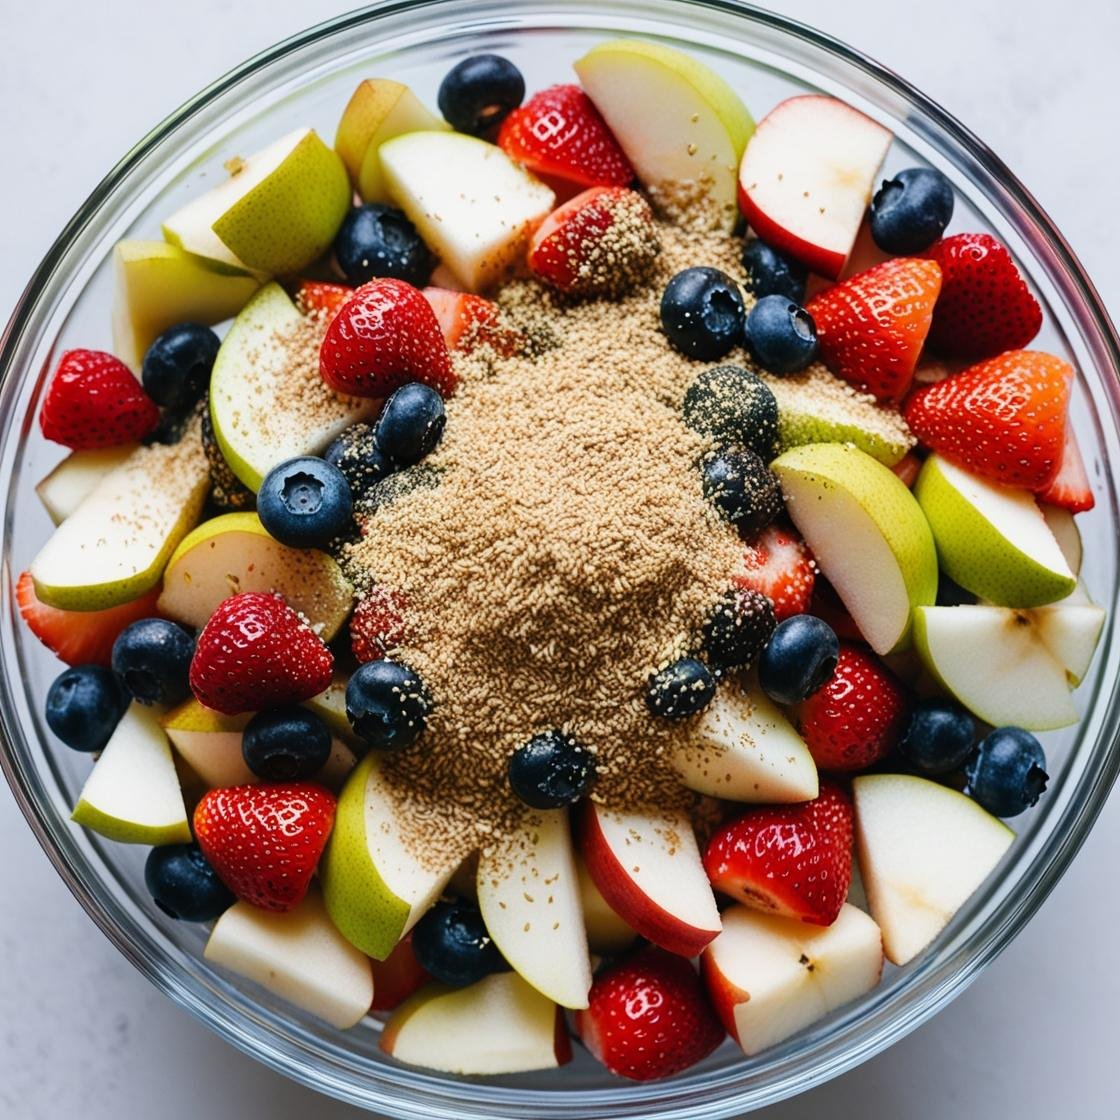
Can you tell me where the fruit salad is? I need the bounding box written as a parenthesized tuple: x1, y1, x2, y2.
(19, 36, 1105, 1083)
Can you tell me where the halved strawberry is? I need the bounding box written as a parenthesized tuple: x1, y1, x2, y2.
(295, 280, 353, 319)
(904, 350, 1071, 489)
(350, 587, 409, 663)
(421, 288, 522, 356)
(733, 523, 816, 620)
(17, 571, 163, 667)
(370, 933, 430, 1012)
(923, 232, 1042, 360)
(1035, 425, 1094, 512)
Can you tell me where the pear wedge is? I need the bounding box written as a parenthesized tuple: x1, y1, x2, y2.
(36, 445, 138, 525)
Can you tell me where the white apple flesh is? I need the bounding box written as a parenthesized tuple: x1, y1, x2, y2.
(35, 445, 137, 525)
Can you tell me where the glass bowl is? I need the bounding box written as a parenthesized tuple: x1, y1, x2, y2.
(1, 1, 1118, 1116)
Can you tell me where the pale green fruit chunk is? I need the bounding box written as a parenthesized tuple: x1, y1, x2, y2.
(576, 858, 637, 955)
(71, 704, 191, 845)
(772, 443, 937, 653)
(1041, 503, 1082, 574)
(35, 445, 137, 525)
(205, 886, 373, 1029)
(1031, 601, 1106, 685)
(916, 455, 1075, 607)
(158, 511, 352, 639)
(574, 39, 754, 230)
(853, 774, 1013, 965)
(303, 674, 361, 747)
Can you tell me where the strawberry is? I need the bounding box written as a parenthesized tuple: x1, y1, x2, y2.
(370, 933, 430, 1012)
(17, 571, 163, 667)
(497, 83, 634, 194)
(193, 782, 335, 912)
(319, 278, 457, 400)
(732, 523, 816, 620)
(805, 257, 942, 402)
(904, 349, 1071, 489)
(703, 782, 853, 926)
(527, 186, 660, 295)
(923, 232, 1042, 359)
(189, 592, 333, 715)
(573, 946, 724, 1081)
(39, 349, 159, 449)
(808, 578, 864, 643)
(350, 587, 409, 663)
(1036, 425, 1094, 512)
(295, 279, 352, 319)
(421, 287, 522, 356)
(797, 644, 909, 771)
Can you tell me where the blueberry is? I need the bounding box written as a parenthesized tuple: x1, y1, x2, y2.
(660, 267, 746, 361)
(897, 699, 977, 776)
(375, 382, 447, 467)
(141, 323, 220, 412)
(44, 665, 127, 753)
(744, 295, 818, 375)
(438, 54, 525, 135)
(346, 659, 429, 750)
(682, 365, 779, 461)
(324, 423, 392, 504)
(145, 843, 234, 922)
(741, 239, 807, 303)
(257, 456, 353, 549)
(703, 587, 777, 672)
(758, 615, 839, 705)
(333, 204, 434, 288)
(242, 706, 332, 781)
(646, 657, 716, 720)
(111, 619, 195, 706)
(870, 167, 954, 255)
(701, 448, 783, 537)
(508, 730, 597, 809)
(201, 397, 255, 512)
(412, 899, 506, 987)
(965, 727, 1048, 818)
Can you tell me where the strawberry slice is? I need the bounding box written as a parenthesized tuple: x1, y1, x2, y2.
(295, 279, 353, 319)
(732, 523, 816, 620)
(805, 257, 941, 402)
(350, 587, 409, 663)
(703, 782, 853, 926)
(1035, 425, 1094, 512)
(498, 83, 634, 194)
(370, 933, 430, 1012)
(904, 349, 1071, 489)
(39, 349, 159, 449)
(194, 782, 335, 912)
(16, 571, 163, 668)
(573, 945, 724, 1081)
(421, 288, 522, 356)
(319, 278, 457, 399)
(923, 232, 1042, 360)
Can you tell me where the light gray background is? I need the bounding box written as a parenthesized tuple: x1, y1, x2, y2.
(1, 1, 1117, 1117)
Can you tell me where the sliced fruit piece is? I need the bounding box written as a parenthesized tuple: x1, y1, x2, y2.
(1036, 426, 1094, 513)
(574, 39, 754, 231)
(157, 511, 353, 639)
(576, 858, 637, 955)
(303, 673, 361, 746)
(476, 808, 592, 1009)
(161, 701, 252, 787)
(1031, 601, 1107, 685)
(370, 932, 430, 1012)
(421, 287, 521, 355)
(71, 703, 191, 844)
(35, 445, 138, 525)
(205, 885, 372, 1029)
(381, 972, 570, 1075)
(734, 522, 816, 621)
(578, 803, 721, 957)
(772, 443, 938, 654)
(1042, 504, 1082, 574)
(701, 903, 883, 1054)
(294, 279, 352, 318)
(738, 95, 891, 278)
(852, 773, 1014, 964)
(163, 127, 350, 275)
(380, 131, 555, 292)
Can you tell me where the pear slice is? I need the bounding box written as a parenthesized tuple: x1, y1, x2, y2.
(163, 128, 350, 275)
(30, 419, 209, 610)
(1032, 601, 1107, 684)
(853, 774, 1014, 965)
(157, 511, 352, 639)
(205, 886, 373, 1029)
(209, 283, 375, 490)
(1041, 504, 1082, 574)
(574, 39, 754, 231)
(36, 445, 137, 525)
(71, 704, 191, 844)
(304, 673, 361, 747)
(772, 442, 938, 654)
(576, 858, 637, 955)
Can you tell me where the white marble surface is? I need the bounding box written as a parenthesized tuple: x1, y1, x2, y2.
(1, 1, 1118, 1117)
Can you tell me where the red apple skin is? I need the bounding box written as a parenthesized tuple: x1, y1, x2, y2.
(577, 804, 720, 959)
(699, 949, 746, 1046)
(370, 933, 430, 1012)
(738, 185, 847, 280)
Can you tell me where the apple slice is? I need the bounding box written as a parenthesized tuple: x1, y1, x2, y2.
(157, 511, 353, 639)
(576, 858, 637, 955)
(36, 445, 138, 525)
(916, 455, 1075, 607)
(380, 131, 555, 292)
(205, 885, 372, 1029)
(477, 809, 592, 1009)
(574, 39, 754, 231)
(853, 774, 1014, 965)
(673, 684, 818, 803)
(321, 754, 462, 960)
(702, 903, 883, 1055)
(578, 803, 720, 957)
(738, 95, 892, 278)
(772, 443, 938, 654)
(30, 419, 209, 610)
(71, 704, 191, 845)
(1041, 504, 1082, 574)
